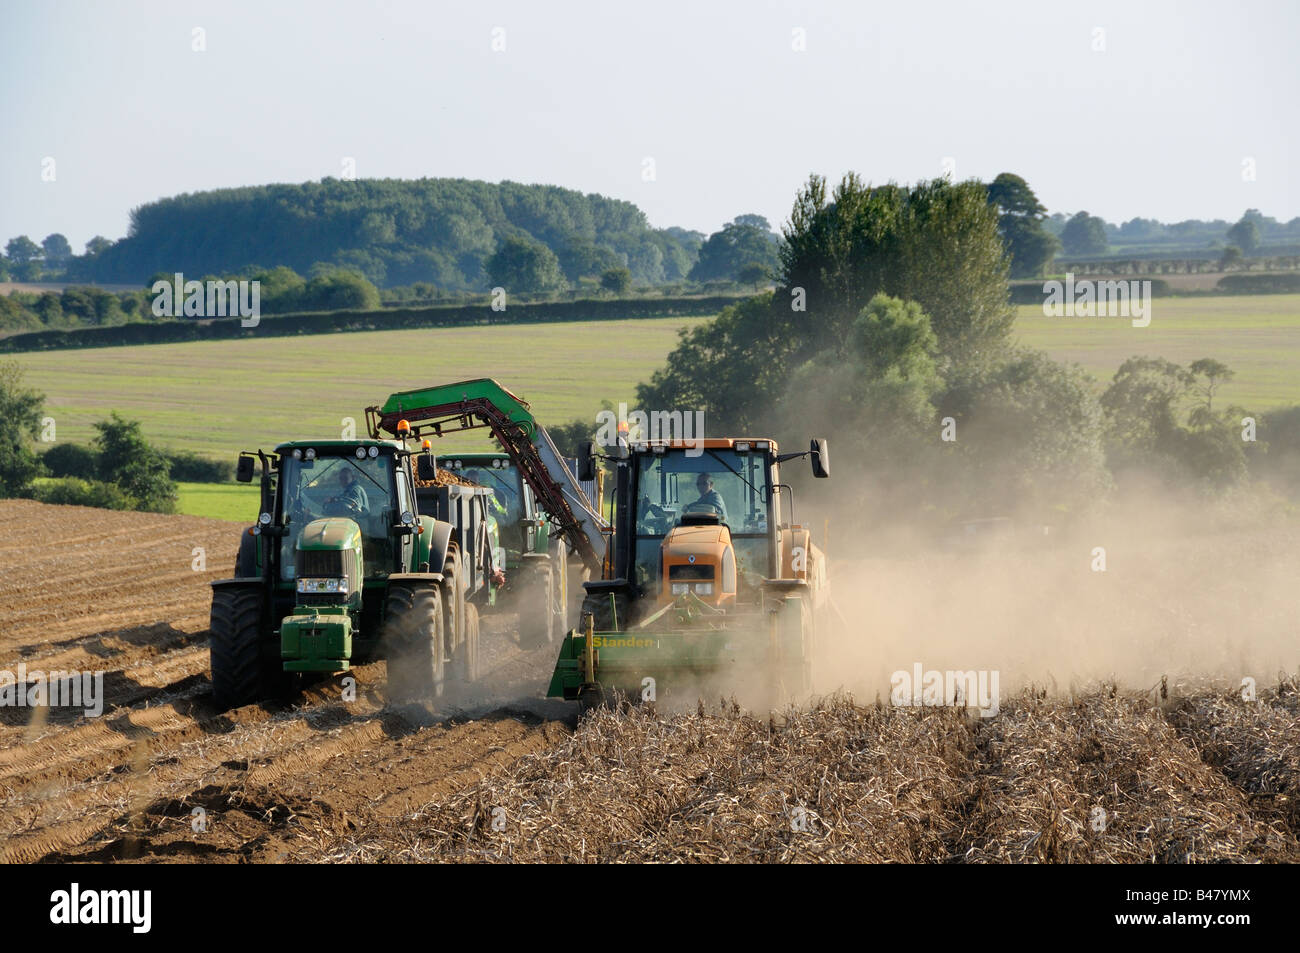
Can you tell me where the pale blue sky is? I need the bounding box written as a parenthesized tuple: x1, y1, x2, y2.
(2, 0, 1295, 250)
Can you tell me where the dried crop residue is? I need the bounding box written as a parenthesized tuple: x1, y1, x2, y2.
(0, 500, 569, 863)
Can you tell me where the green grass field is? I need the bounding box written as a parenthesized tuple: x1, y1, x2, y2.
(177, 481, 259, 522)
(16, 295, 1300, 521)
(16, 316, 713, 459)
(1013, 293, 1300, 410)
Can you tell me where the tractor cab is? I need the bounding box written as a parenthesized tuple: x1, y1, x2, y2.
(273, 440, 418, 585)
(548, 434, 830, 705)
(628, 440, 775, 606)
(437, 453, 541, 555)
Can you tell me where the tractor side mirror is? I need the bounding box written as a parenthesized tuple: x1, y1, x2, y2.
(577, 441, 596, 482)
(236, 455, 255, 483)
(810, 438, 830, 479)
(415, 454, 438, 482)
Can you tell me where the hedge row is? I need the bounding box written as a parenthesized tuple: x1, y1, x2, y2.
(1215, 273, 1300, 294)
(0, 294, 746, 353)
(1008, 278, 1172, 305)
(42, 443, 234, 482)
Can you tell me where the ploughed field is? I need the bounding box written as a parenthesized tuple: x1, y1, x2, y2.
(0, 499, 1297, 863)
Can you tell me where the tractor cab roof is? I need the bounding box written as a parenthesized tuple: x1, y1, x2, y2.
(627, 437, 779, 453)
(273, 438, 405, 454)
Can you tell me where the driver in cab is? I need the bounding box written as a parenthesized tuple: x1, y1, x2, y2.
(692, 473, 727, 522)
(328, 467, 369, 515)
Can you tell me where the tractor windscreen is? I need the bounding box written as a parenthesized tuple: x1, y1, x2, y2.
(277, 451, 397, 579)
(633, 448, 769, 592)
(454, 465, 522, 526)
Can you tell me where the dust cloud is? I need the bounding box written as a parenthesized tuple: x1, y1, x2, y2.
(811, 486, 1300, 705)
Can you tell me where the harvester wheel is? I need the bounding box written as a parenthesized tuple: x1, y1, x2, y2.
(517, 563, 554, 649)
(455, 604, 480, 683)
(210, 584, 282, 711)
(384, 584, 445, 704)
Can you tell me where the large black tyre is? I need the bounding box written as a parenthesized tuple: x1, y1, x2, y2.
(455, 603, 480, 683)
(517, 562, 554, 649)
(581, 589, 630, 633)
(210, 584, 282, 711)
(384, 584, 445, 704)
(441, 551, 461, 664)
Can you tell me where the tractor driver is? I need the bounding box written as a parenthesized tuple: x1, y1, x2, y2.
(691, 473, 728, 522)
(328, 467, 369, 515)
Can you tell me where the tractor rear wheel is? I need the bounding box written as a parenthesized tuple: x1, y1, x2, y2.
(441, 552, 461, 663)
(384, 584, 445, 704)
(517, 562, 554, 649)
(210, 584, 282, 711)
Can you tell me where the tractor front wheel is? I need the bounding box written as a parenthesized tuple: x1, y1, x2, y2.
(384, 584, 446, 704)
(210, 584, 284, 711)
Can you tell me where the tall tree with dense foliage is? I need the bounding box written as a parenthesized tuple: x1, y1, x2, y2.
(1100, 356, 1248, 490)
(1226, 215, 1261, 254)
(41, 234, 73, 262)
(778, 173, 1012, 364)
(1060, 211, 1109, 255)
(0, 361, 46, 496)
(688, 216, 780, 282)
(986, 173, 1059, 277)
(600, 266, 631, 295)
(5, 235, 41, 264)
(93, 413, 177, 513)
(486, 236, 566, 294)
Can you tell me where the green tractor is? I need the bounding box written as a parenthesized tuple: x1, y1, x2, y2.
(437, 452, 577, 648)
(209, 438, 482, 711)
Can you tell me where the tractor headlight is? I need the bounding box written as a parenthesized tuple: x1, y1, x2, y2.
(694, 582, 714, 596)
(298, 577, 348, 594)
(368, 446, 378, 458)
(671, 583, 689, 595)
